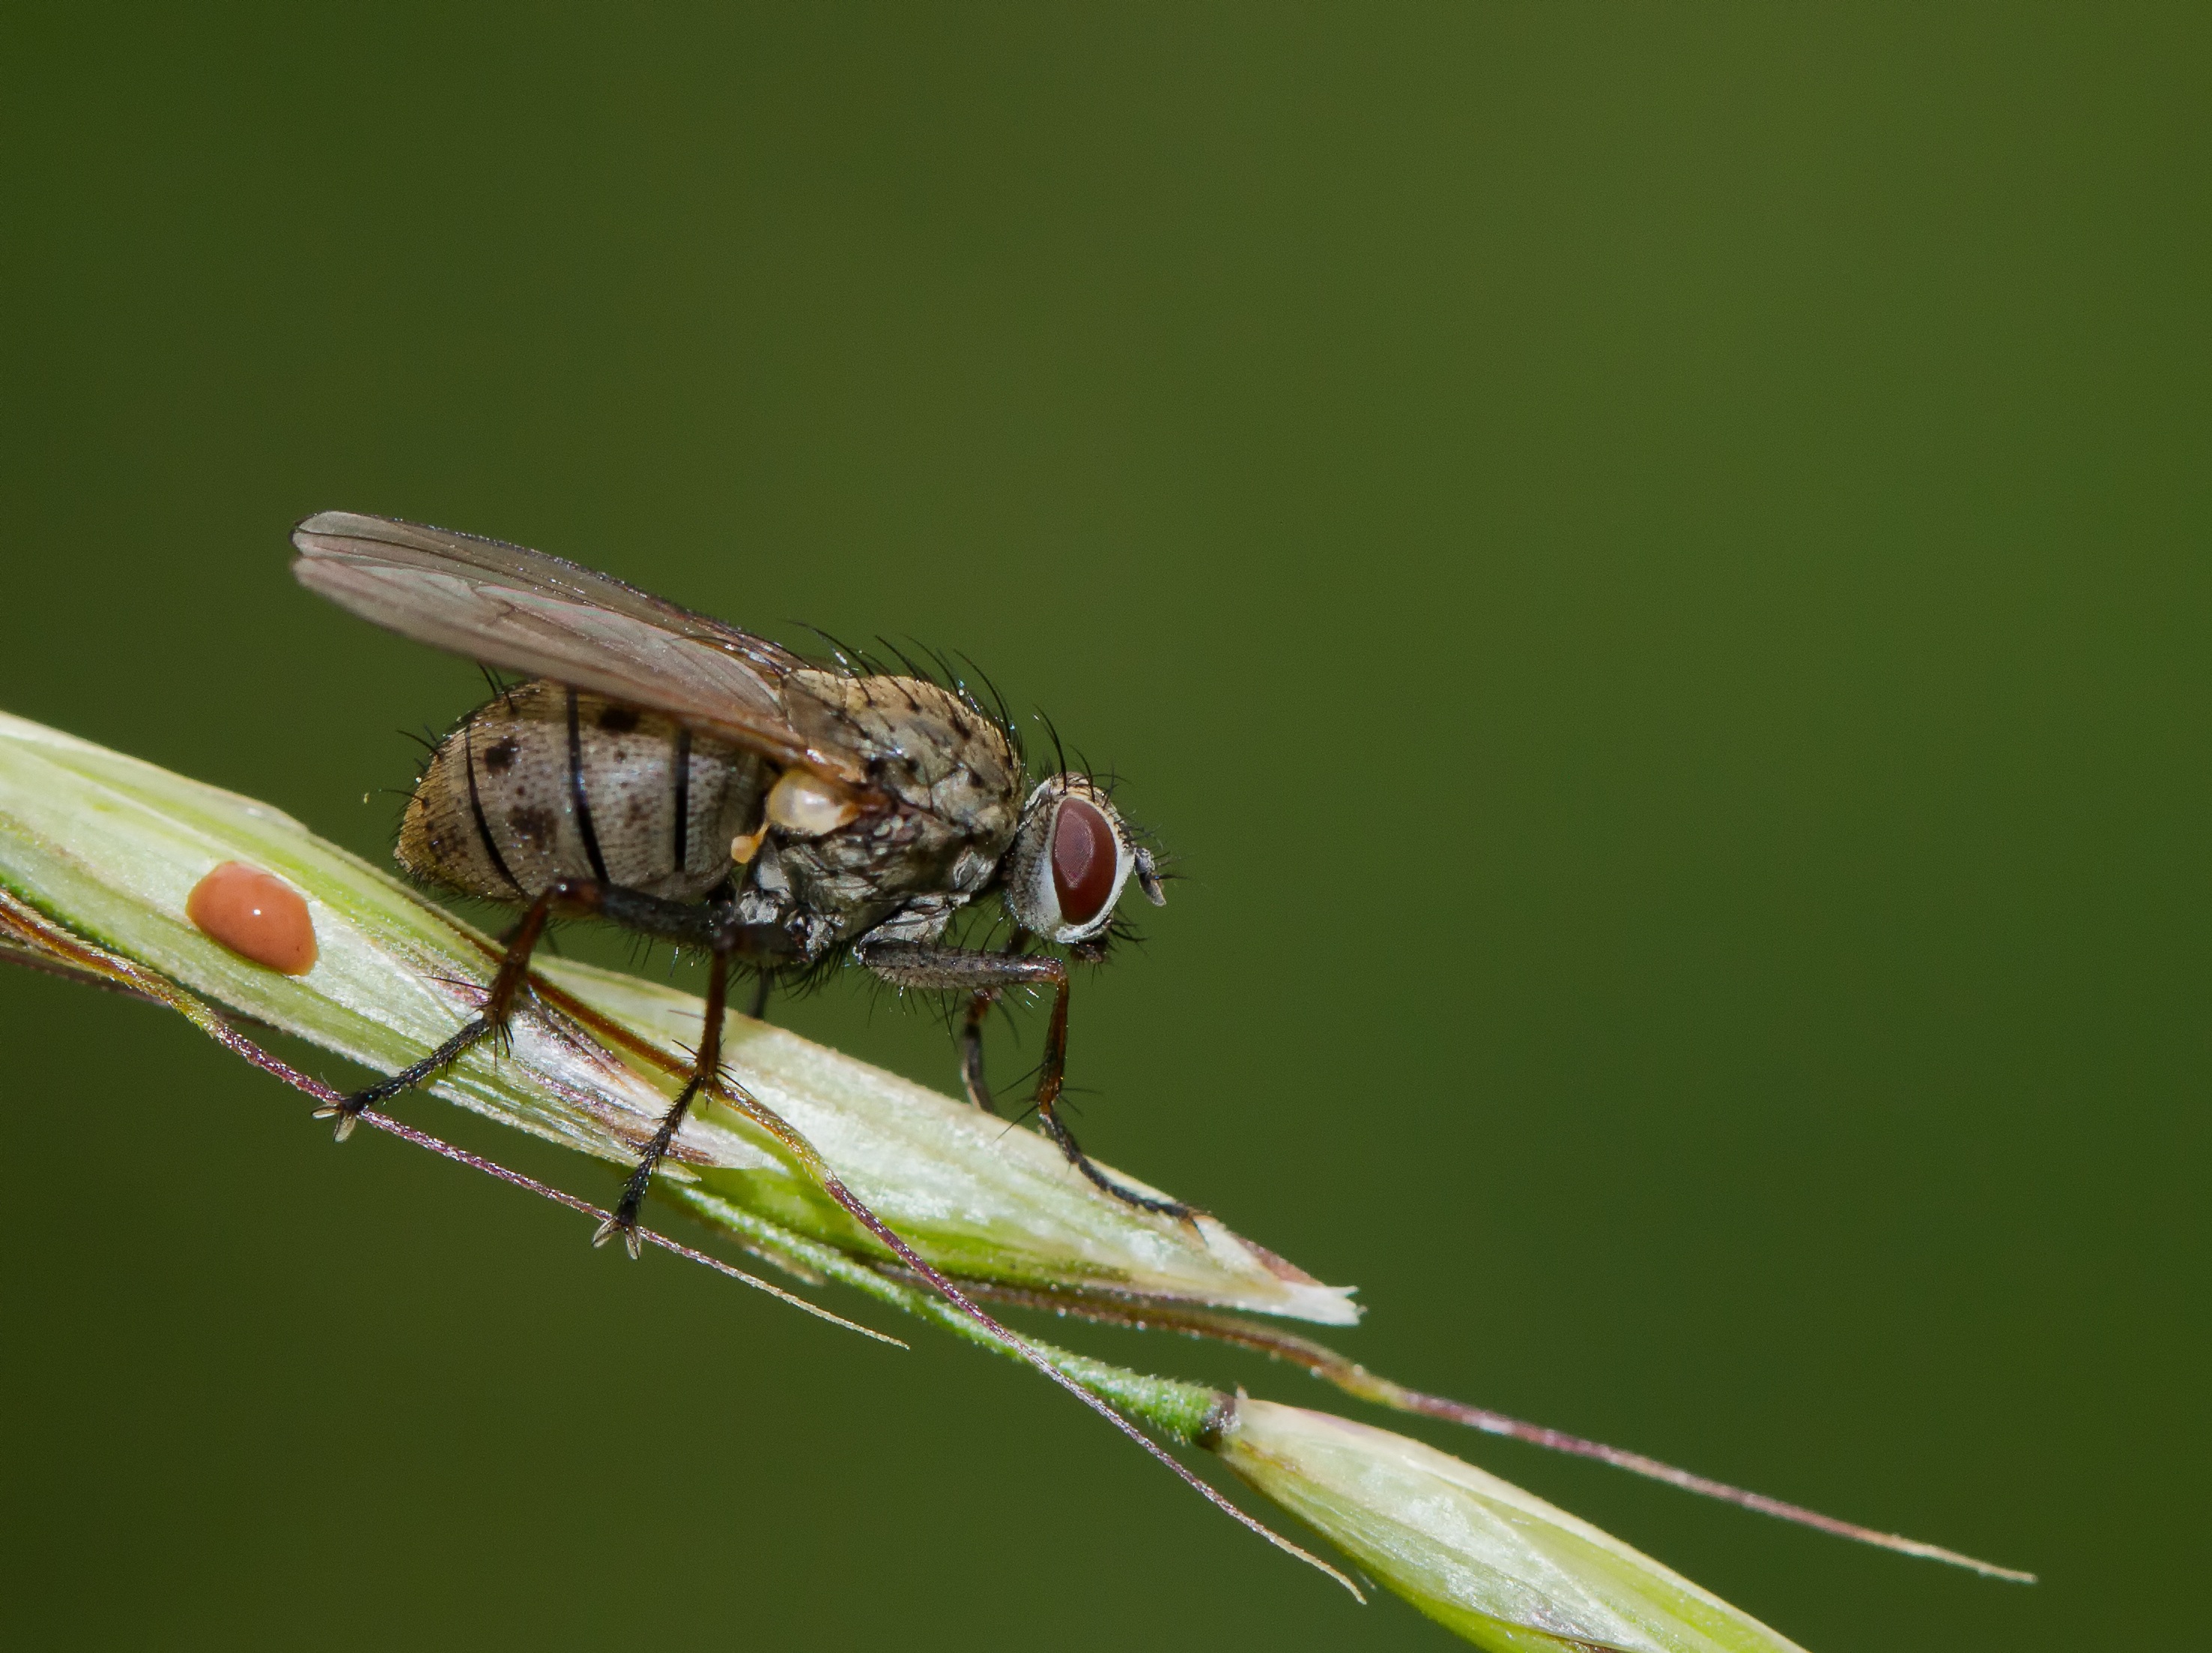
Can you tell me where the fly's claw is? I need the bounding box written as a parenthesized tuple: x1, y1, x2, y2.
(312, 1098, 366, 1143)
(1138, 1194, 1201, 1228)
(592, 1212, 644, 1260)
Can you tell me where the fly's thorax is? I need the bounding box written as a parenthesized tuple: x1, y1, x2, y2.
(784, 670, 1022, 836)
(712, 676, 1015, 956)
(722, 670, 1024, 953)
(741, 784, 1002, 956)
(397, 678, 766, 903)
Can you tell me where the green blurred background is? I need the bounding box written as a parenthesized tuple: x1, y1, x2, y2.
(1, 7, 2202, 1649)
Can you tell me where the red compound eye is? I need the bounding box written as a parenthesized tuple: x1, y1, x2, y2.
(1050, 797, 1117, 927)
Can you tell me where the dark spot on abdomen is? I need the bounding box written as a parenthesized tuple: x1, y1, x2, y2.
(508, 806, 556, 847)
(597, 706, 642, 733)
(482, 737, 520, 773)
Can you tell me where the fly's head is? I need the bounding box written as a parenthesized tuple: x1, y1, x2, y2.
(1000, 774, 1166, 956)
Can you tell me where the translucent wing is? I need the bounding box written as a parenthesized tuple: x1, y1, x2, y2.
(291, 512, 867, 783)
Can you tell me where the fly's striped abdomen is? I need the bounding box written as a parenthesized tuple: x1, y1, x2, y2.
(398, 678, 766, 903)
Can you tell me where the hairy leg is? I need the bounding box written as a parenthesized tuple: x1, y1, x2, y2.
(857, 940, 1193, 1219)
(325, 881, 797, 1253)
(958, 989, 999, 1114)
(593, 948, 731, 1258)
(317, 880, 575, 1138)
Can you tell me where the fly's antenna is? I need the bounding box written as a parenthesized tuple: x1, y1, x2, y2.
(1119, 801, 1181, 887)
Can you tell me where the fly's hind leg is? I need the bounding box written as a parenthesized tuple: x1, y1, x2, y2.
(320, 878, 797, 1258)
(317, 879, 578, 1140)
(856, 939, 1194, 1221)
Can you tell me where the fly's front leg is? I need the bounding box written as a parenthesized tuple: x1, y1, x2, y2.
(856, 941, 1193, 1220)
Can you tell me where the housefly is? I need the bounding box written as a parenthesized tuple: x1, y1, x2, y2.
(291, 512, 1174, 1252)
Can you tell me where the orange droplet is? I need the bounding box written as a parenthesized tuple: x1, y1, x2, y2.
(187, 861, 318, 975)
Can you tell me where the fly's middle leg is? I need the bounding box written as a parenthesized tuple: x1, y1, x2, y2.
(588, 894, 798, 1257)
(595, 948, 727, 1258)
(956, 928, 1028, 1114)
(856, 941, 1194, 1221)
(958, 989, 998, 1114)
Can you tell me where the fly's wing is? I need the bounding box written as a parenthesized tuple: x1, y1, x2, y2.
(291, 512, 868, 783)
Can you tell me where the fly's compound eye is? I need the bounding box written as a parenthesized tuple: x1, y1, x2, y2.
(1051, 795, 1118, 929)
(1004, 773, 1144, 944)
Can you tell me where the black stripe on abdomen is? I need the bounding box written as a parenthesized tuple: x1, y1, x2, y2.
(670, 724, 691, 877)
(565, 686, 612, 885)
(462, 718, 524, 898)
